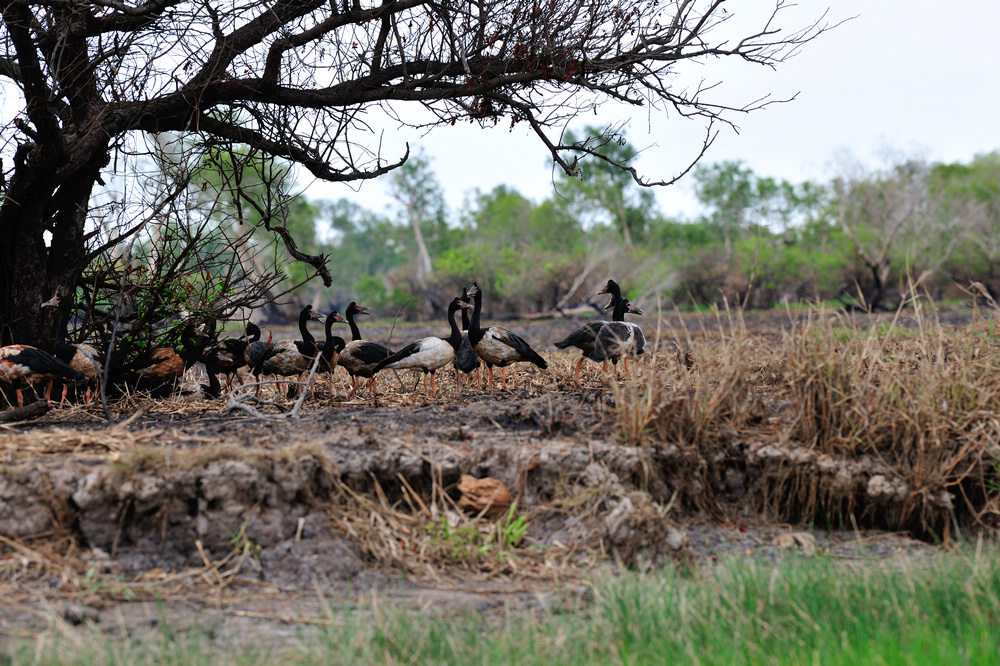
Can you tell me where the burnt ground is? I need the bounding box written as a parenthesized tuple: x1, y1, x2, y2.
(0, 310, 971, 650)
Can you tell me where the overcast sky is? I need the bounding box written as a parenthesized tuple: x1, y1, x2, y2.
(302, 1, 1000, 220)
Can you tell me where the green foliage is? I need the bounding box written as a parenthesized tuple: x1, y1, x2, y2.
(465, 185, 537, 249)
(497, 503, 529, 552)
(351, 274, 387, 310)
(428, 516, 489, 561)
(647, 218, 718, 249)
(389, 283, 417, 314)
(693, 160, 771, 227)
(736, 234, 809, 296)
(528, 200, 586, 253)
(321, 199, 405, 308)
(434, 185, 590, 311)
(427, 503, 528, 564)
(929, 152, 1000, 295)
(435, 247, 480, 283)
(692, 160, 826, 244)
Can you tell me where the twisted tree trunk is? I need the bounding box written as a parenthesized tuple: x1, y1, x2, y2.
(0, 142, 107, 347)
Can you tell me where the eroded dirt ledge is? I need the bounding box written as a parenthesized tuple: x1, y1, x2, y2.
(0, 387, 949, 591)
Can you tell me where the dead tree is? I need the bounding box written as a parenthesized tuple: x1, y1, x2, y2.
(834, 157, 965, 311)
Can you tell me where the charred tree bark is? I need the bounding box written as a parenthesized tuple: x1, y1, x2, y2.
(868, 261, 891, 312)
(0, 154, 106, 346)
(0, 1, 113, 346)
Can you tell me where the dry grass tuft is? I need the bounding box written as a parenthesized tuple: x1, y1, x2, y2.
(608, 296, 1000, 539)
(0, 526, 278, 609)
(774, 300, 1000, 537)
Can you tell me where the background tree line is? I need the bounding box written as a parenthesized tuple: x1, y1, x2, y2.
(269, 135, 1000, 319)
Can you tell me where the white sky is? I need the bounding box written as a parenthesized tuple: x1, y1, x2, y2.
(302, 0, 1000, 220)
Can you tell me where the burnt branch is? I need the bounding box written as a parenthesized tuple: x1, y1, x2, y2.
(191, 113, 410, 183)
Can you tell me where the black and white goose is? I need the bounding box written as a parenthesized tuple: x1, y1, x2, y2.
(589, 295, 646, 380)
(182, 349, 222, 399)
(243, 322, 278, 396)
(41, 293, 103, 403)
(466, 282, 547, 391)
(554, 279, 642, 385)
(200, 350, 222, 399)
(260, 305, 325, 392)
(316, 309, 348, 395)
(452, 287, 481, 392)
(372, 297, 467, 397)
(336, 302, 392, 398)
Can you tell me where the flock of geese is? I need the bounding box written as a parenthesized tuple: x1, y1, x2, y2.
(0, 280, 645, 408)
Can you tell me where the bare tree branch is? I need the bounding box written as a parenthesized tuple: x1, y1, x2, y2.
(1, 0, 839, 343)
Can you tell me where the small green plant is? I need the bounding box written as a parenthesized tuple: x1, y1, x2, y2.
(427, 503, 528, 564)
(494, 502, 529, 564)
(496, 502, 528, 550)
(81, 568, 138, 602)
(984, 452, 1000, 496)
(224, 521, 262, 561)
(428, 516, 490, 562)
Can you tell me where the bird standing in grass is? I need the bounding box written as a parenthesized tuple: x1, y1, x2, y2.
(372, 297, 468, 397)
(41, 293, 102, 404)
(182, 350, 222, 399)
(261, 305, 325, 396)
(317, 309, 348, 396)
(452, 287, 481, 392)
(554, 279, 642, 385)
(590, 295, 646, 380)
(201, 350, 222, 399)
(0, 344, 86, 407)
(337, 302, 392, 398)
(243, 322, 277, 396)
(466, 282, 547, 390)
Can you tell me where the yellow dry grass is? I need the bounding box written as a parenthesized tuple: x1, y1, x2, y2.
(607, 294, 1000, 539)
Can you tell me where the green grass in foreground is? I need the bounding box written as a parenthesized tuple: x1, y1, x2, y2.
(9, 548, 1000, 665)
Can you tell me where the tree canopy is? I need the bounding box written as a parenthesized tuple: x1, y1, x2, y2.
(0, 0, 834, 344)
